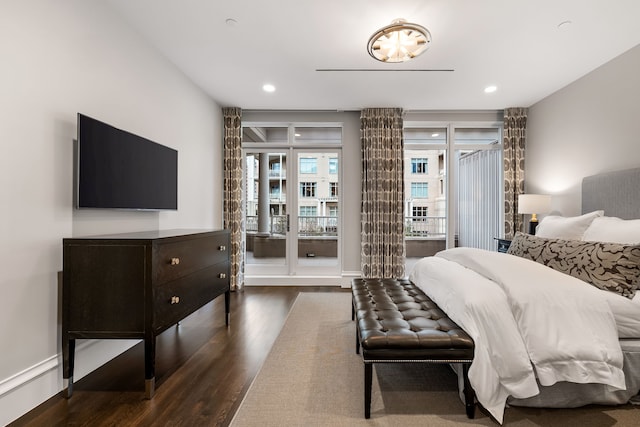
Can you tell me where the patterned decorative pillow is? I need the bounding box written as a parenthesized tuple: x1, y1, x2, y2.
(507, 232, 640, 299)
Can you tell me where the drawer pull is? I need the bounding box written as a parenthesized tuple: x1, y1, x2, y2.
(218, 245, 226, 251)
(170, 257, 180, 265)
(219, 273, 227, 279)
(170, 296, 180, 304)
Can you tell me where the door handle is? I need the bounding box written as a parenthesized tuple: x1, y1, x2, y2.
(286, 214, 290, 232)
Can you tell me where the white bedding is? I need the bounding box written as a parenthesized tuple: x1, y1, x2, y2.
(602, 289, 640, 338)
(409, 247, 627, 424)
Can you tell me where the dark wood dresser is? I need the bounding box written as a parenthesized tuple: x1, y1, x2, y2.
(62, 229, 230, 398)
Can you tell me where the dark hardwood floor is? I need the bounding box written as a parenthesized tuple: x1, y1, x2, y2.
(11, 286, 349, 427)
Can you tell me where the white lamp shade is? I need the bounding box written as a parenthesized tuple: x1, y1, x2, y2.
(518, 194, 551, 214)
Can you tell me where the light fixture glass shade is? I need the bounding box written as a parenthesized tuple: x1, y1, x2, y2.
(367, 19, 431, 63)
(518, 194, 551, 215)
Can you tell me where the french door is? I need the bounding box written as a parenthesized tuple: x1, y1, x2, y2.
(403, 124, 503, 273)
(242, 124, 342, 283)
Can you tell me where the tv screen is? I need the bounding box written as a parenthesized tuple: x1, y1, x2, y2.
(76, 113, 178, 210)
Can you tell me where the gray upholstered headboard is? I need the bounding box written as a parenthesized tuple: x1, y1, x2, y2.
(582, 168, 640, 219)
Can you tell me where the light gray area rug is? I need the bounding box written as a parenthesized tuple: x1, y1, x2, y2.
(229, 292, 640, 426)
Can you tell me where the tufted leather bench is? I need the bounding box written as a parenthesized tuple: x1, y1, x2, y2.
(352, 277, 475, 419)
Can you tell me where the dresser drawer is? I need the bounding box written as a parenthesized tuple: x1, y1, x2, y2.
(153, 262, 229, 331)
(155, 234, 229, 284)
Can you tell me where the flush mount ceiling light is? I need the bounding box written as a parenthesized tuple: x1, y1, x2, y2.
(367, 18, 432, 63)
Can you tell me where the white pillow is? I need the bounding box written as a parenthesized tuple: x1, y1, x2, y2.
(535, 210, 604, 240)
(583, 216, 640, 244)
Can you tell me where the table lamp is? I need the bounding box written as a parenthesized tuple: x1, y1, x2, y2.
(518, 194, 551, 234)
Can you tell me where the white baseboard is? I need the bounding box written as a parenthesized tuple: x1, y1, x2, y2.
(244, 275, 344, 286)
(244, 271, 362, 287)
(341, 271, 360, 288)
(0, 339, 138, 426)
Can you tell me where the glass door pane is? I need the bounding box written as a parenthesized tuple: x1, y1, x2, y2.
(244, 150, 289, 274)
(453, 127, 502, 251)
(404, 146, 448, 275)
(294, 150, 340, 275)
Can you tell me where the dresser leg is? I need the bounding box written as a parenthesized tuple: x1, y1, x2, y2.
(144, 335, 156, 399)
(63, 338, 75, 398)
(145, 377, 156, 399)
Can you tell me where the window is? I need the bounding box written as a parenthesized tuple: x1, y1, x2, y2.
(403, 124, 502, 256)
(270, 183, 280, 198)
(299, 158, 317, 174)
(300, 182, 316, 197)
(329, 182, 338, 197)
(299, 206, 317, 216)
(412, 206, 428, 219)
(411, 182, 428, 198)
(328, 206, 338, 216)
(411, 158, 428, 174)
(329, 158, 338, 174)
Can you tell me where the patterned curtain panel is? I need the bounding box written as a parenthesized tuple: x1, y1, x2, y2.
(360, 108, 406, 278)
(222, 107, 245, 291)
(503, 107, 527, 239)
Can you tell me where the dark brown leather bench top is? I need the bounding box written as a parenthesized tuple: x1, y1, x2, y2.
(352, 278, 474, 361)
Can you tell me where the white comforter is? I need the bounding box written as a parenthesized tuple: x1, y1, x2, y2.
(409, 247, 626, 424)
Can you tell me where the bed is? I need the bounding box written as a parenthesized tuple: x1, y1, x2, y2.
(408, 167, 640, 424)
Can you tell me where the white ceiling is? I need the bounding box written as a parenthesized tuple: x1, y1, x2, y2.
(105, 0, 640, 111)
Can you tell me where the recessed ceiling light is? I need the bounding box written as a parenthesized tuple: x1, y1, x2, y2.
(484, 85, 497, 93)
(295, 133, 301, 137)
(262, 84, 276, 93)
(431, 133, 439, 137)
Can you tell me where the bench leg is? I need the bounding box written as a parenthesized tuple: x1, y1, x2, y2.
(462, 363, 475, 419)
(364, 362, 372, 418)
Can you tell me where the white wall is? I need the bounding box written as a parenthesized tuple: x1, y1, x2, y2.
(527, 44, 640, 216)
(0, 1, 222, 424)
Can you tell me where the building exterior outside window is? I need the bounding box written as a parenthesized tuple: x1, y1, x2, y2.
(411, 158, 428, 174)
(300, 181, 317, 198)
(300, 158, 317, 174)
(300, 206, 317, 216)
(412, 206, 428, 219)
(411, 182, 428, 198)
(328, 158, 338, 174)
(330, 182, 338, 197)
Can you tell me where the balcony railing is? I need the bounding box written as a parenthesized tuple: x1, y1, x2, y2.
(404, 216, 446, 238)
(298, 216, 338, 236)
(246, 215, 445, 238)
(246, 215, 287, 235)
(246, 215, 337, 236)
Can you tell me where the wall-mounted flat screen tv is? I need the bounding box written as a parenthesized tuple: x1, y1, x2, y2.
(76, 113, 178, 210)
